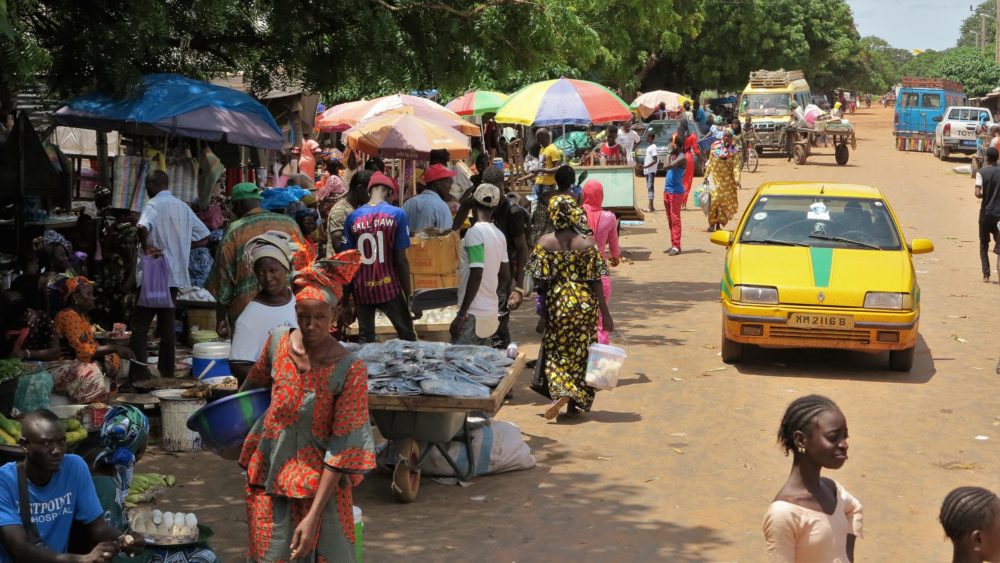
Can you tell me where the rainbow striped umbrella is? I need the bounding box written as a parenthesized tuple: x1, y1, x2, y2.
(445, 91, 509, 116)
(495, 78, 632, 126)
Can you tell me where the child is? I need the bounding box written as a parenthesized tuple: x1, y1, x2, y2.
(939, 486, 1000, 562)
(763, 395, 862, 562)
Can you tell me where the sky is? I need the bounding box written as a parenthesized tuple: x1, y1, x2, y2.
(847, 0, 975, 51)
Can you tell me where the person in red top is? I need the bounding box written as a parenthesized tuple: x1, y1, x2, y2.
(674, 121, 701, 210)
(599, 126, 625, 165)
(342, 172, 417, 342)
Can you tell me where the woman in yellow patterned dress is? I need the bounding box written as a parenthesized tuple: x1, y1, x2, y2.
(527, 195, 613, 420)
(705, 129, 742, 232)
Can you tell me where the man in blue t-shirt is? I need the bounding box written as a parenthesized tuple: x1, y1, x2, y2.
(0, 410, 142, 562)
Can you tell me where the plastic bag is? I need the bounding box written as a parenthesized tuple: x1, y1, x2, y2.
(138, 255, 175, 308)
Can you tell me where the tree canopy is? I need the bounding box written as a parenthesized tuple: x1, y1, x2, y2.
(957, 1, 996, 51)
(856, 36, 912, 94)
(899, 47, 1000, 97)
(0, 0, 908, 116)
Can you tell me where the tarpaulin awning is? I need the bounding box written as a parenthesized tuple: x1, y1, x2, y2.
(52, 73, 284, 149)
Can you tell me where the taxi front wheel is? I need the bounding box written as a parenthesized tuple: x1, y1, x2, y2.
(721, 334, 745, 364)
(889, 347, 914, 372)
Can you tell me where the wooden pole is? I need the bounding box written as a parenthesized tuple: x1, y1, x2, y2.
(995, 0, 999, 64)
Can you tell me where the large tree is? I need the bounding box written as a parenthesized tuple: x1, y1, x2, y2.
(957, 1, 996, 51)
(650, 0, 865, 96)
(857, 35, 911, 94)
(900, 47, 1000, 97)
(0, 0, 700, 116)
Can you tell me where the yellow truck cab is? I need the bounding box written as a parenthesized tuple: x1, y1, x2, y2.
(739, 70, 812, 152)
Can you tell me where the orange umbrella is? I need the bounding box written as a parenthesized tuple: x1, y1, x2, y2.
(343, 113, 471, 160)
(317, 94, 480, 136)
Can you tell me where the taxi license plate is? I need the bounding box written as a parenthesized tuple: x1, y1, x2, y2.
(787, 313, 854, 330)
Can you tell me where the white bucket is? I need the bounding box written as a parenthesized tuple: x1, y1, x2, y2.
(584, 343, 627, 390)
(160, 398, 206, 452)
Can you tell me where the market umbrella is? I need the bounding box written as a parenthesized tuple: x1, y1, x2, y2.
(494, 78, 632, 126)
(317, 94, 480, 136)
(51, 73, 283, 149)
(445, 91, 509, 116)
(343, 113, 471, 160)
(631, 90, 694, 119)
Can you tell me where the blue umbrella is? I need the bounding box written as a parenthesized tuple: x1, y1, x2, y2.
(52, 74, 283, 149)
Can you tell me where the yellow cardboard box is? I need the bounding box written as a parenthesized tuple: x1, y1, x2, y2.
(407, 229, 460, 275)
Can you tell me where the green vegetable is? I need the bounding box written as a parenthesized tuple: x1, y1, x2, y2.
(0, 359, 22, 382)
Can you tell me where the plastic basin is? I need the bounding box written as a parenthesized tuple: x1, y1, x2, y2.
(186, 389, 270, 458)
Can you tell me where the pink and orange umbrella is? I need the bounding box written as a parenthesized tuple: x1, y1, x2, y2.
(317, 94, 479, 136)
(342, 113, 471, 160)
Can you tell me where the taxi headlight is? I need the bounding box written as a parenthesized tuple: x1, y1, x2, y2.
(863, 292, 912, 310)
(733, 285, 779, 304)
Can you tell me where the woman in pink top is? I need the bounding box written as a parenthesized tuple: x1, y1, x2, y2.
(582, 180, 620, 344)
(763, 395, 862, 563)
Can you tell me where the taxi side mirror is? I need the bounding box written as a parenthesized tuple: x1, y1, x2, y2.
(710, 230, 734, 247)
(909, 239, 934, 254)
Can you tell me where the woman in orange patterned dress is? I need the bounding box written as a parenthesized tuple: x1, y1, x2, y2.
(50, 276, 132, 403)
(240, 246, 375, 562)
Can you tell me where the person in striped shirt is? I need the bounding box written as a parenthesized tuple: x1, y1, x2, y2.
(343, 172, 417, 343)
(206, 183, 304, 337)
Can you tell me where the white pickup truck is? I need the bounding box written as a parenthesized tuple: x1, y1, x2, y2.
(933, 106, 993, 160)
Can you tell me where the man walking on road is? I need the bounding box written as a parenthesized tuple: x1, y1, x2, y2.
(132, 170, 209, 379)
(976, 147, 1000, 282)
(344, 172, 417, 342)
(643, 132, 660, 213)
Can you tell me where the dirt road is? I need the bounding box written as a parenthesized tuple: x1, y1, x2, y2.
(144, 109, 1000, 562)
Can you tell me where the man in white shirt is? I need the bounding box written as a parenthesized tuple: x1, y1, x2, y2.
(616, 122, 641, 165)
(450, 183, 511, 345)
(643, 132, 660, 213)
(132, 170, 209, 379)
(791, 101, 805, 122)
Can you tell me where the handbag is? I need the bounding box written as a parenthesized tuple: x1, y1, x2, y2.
(138, 255, 175, 309)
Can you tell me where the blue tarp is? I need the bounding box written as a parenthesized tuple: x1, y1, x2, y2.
(53, 74, 283, 149)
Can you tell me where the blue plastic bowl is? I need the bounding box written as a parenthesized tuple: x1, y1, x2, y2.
(186, 389, 271, 457)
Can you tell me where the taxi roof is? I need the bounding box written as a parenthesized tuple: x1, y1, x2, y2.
(756, 182, 884, 199)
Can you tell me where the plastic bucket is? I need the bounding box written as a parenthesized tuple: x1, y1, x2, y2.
(492, 157, 504, 171)
(353, 505, 363, 562)
(160, 397, 206, 452)
(192, 342, 230, 379)
(584, 343, 627, 390)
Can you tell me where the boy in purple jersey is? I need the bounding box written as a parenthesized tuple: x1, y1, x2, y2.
(343, 172, 418, 342)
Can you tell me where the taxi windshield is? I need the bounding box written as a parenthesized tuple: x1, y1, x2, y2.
(744, 94, 791, 116)
(739, 195, 902, 250)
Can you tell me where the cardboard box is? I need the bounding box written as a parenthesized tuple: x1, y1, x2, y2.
(411, 273, 460, 290)
(407, 229, 460, 275)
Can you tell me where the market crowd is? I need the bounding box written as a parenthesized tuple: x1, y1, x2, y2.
(4, 109, 999, 563)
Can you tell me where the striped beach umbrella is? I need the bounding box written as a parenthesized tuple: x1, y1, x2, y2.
(445, 91, 509, 116)
(494, 78, 632, 126)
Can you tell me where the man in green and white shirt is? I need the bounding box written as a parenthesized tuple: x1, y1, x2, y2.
(450, 183, 510, 345)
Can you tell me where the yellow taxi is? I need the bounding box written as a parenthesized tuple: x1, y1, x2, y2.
(710, 182, 933, 371)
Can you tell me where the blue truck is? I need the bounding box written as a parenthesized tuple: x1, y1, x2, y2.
(893, 77, 966, 152)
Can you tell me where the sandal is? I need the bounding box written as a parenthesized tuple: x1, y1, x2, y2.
(544, 397, 569, 420)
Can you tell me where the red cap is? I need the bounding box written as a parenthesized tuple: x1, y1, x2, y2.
(368, 172, 397, 192)
(422, 164, 457, 184)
